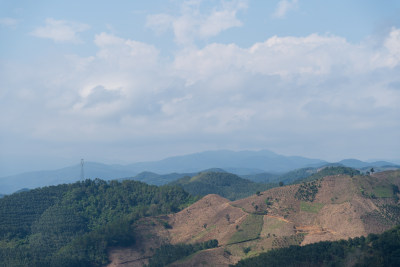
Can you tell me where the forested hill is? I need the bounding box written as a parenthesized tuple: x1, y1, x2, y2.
(0, 179, 197, 266)
(169, 171, 274, 200)
(241, 166, 364, 185)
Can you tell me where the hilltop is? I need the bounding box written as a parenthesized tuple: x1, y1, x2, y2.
(108, 170, 400, 266)
(168, 172, 274, 200)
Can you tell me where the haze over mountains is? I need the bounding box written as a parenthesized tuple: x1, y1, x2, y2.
(0, 150, 398, 194)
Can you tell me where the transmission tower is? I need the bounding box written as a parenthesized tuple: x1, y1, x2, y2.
(80, 159, 84, 181)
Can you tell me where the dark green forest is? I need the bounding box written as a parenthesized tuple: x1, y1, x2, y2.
(234, 225, 400, 267)
(0, 179, 197, 266)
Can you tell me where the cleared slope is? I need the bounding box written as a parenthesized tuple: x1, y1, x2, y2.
(108, 170, 400, 266)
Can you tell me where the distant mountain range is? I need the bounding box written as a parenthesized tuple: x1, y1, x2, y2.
(0, 150, 398, 194)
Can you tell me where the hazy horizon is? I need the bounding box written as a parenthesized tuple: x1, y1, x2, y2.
(1, 1, 399, 176)
(1, 148, 399, 178)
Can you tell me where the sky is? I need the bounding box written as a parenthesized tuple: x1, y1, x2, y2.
(1, 0, 400, 176)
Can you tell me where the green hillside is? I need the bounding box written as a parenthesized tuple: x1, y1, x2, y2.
(276, 167, 315, 183)
(241, 172, 279, 183)
(293, 166, 361, 184)
(169, 172, 274, 200)
(0, 179, 197, 267)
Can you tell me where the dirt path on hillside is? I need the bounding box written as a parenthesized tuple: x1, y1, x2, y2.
(265, 214, 291, 223)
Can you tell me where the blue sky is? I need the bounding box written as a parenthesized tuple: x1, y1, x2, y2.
(1, 0, 400, 175)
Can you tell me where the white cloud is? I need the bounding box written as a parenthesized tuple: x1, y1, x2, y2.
(146, 0, 247, 46)
(2, 26, 400, 165)
(172, 33, 370, 83)
(273, 0, 298, 18)
(198, 6, 243, 38)
(373, 27, 400, 68)
(0, 17, 18, 28)
(30, 18, 90, 43)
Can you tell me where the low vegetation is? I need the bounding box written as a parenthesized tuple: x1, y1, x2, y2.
(228, 214, 264, 244)
(373, 186, 394, 198)
(300, 201, 324, 213)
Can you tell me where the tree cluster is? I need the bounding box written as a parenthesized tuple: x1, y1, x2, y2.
(294, 180, 321, 202)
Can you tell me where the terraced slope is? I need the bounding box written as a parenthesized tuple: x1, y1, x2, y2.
(108, 170, 400, 266)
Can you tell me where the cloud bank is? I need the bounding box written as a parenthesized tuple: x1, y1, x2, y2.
(1, 0, 399, 172)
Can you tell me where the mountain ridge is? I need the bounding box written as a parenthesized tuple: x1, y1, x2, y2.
(0, 149, 398, 194)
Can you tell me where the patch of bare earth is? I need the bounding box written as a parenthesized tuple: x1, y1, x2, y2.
(315, 175, 356, 204)
(167, 194, 248, 246)
(232, 185, 299, 216)
(108, 194, 247, 266)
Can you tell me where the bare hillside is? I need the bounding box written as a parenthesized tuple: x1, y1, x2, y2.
(108, 170, 400, 266)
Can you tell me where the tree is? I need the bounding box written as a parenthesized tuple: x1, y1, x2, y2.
(279, 181, 284, 187)
(370, 168, 375, 173)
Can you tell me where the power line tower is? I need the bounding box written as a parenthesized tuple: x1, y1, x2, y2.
(80, 159, 84, 181)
